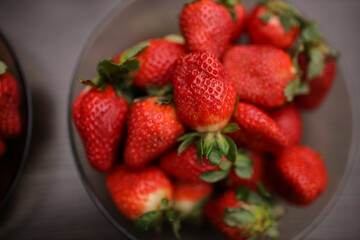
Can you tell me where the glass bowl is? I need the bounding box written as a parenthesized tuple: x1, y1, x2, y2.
(0, 30, 33, 210)
(68, 0, 356, 239)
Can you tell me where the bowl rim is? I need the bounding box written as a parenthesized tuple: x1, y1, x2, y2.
(67, 1, 360, 239)
(0, 29, 33, 211)
(67, 1, 138, 239)
(293, 60, 359, 239)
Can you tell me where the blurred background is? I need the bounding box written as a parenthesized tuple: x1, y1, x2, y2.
(0, 0, 360, 239)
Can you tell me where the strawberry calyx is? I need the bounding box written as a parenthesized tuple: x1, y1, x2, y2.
(259, 0, 303, 32)
(147, 84, 173, 100)
(215, 0, 239, 21)
(178, 123, 239, 166)
(134, 198, 181, 239)
(199, 148, 254, 183)
(284, 77, 309, 102)
(223, 185, 284, 239)
(79, 42, 150, 103)
(295, 21, 339, 79)
(0, 61, 7, 75)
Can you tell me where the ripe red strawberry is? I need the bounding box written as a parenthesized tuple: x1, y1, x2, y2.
(180, 0, 234, 57)
(172, 50, 236, 132)
(72, 86, 128, 172)
(0, 138, 5, 157)
(228, 151, 266, 191)
(228, 102, 289, 153)
(248, 1, 302, 50)
(113, 39, 186, 89)
(274, 145, 328, 205)
(270, 104, 302, 146)
(0, 70, 22, 139)
(73, 45, 148, 171)
(107, 165, 181, 237)
(205, 187, 283, 240)
(106, 165, 173, 220)
(222, 45, 297, 108)
(172, 50, 238, 165)
(124, 97, 185, 169)
(159, 145, 222, 183)
(231, 3, 247, 41)
(296, 52, 337, 109)
(174, 181, 213, 219)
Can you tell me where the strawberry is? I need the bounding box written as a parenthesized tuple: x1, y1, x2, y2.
(205, 187, 283, 240)
(292, 21, 338, 110)
(0, 62, 22, 139)
(106, 165, 180, 237)
(172, 50, 238, 164)
(72, 44, 147, 171)
(231, 2, 247, 41)
(248, 0, 302, 50)
(159, 145, 223, 183)
(173, 181, 213, 220)
(179, 0, 234, 57)
(72, 85, 128, 172)
(106, 165, 173, 220)
(0, 138, 5, 157)
(274, 145, 328, 206)
(172, 50, 236, 131)
(124, 96, 185, 169)
(270, 104, 302, 146)
(113, 39, 186, 89)
(228, 151, 266, 191)
(222, 45, 299, 108)
(296, 50, 337, 110)
(228, 102, 289, 153)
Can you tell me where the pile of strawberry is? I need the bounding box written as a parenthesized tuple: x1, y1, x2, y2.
(72, 0, 337, 239)
(0, 60, 22, 159)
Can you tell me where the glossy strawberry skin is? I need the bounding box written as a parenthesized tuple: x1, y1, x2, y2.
(228, 102, 289, 153)
(270, 104, 302, 146)
(222, 45, 296, 108)
(231, 3, 247, 41)
(0, 138, 5, 157)
(124, 97, 185, 169)
(296, 53, 337, 109)
(174, 181, 213, 203)
(113, 39, 186, 89)
(274, 145, 328, 206)
(106, 165, 173, 220)
(159, 145, 221, 183)
(172, 50, 237, 132)
(180, 0, 233, 57)
(205, 190, 249, 240)
(228, 151, 266, 191)
(72, 86, 128, 172)
(174, 181, 213, 215)
(0, 72, 21, 139)
(248, 5, 299, 50)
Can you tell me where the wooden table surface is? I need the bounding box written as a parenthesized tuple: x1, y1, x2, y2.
(0, 0, 360, 239)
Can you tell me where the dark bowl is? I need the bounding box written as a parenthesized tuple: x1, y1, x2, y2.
(0, 30, 33, 211)
(68, 1, 357, 239)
